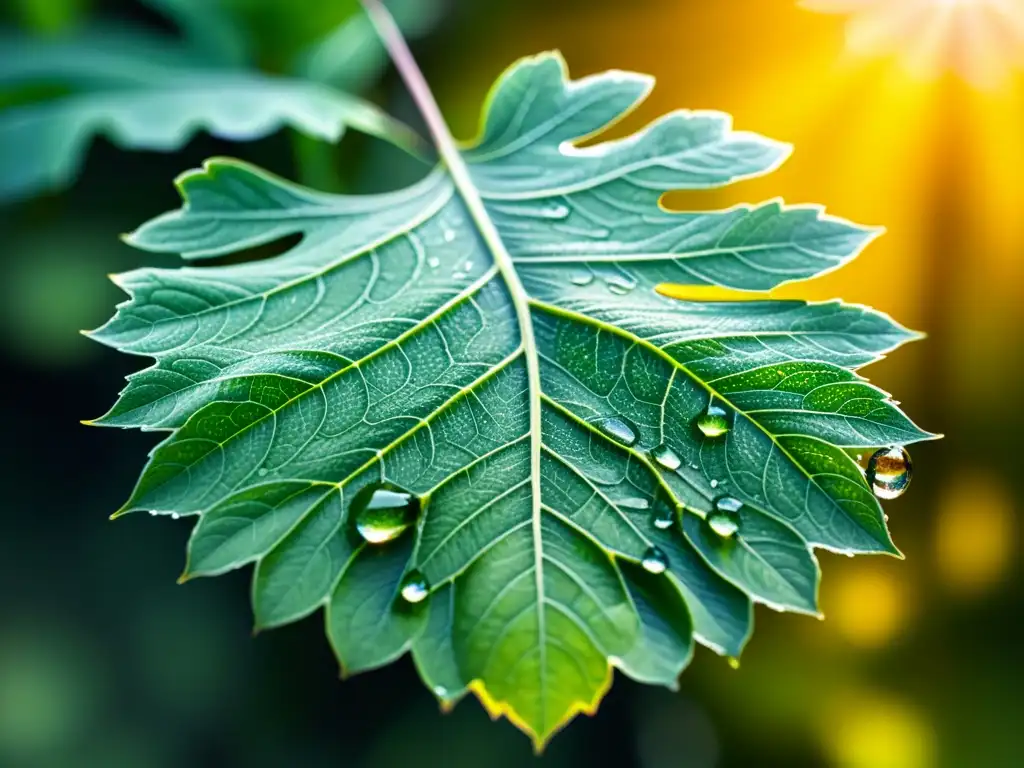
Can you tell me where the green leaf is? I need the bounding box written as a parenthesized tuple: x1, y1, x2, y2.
(91, 51, 935, 749)
(0, 25, 420, 202)
(295, 0, 444, 90)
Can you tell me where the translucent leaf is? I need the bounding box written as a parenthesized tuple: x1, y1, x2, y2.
(91, 51, 935, 749)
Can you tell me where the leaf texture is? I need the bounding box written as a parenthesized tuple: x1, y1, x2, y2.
(91, 52, 934, 748)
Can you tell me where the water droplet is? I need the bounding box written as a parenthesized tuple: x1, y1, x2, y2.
(710, 479, 719, 489)
(464, 260, 474, 271)
(641, 546, 669, 574)
(570, 271, 594, 287)
(427, 256, 440, 269)
(619, 497, 650, 510)
(544, 203, 570, 219)
(727, 656, 740, 670)
(148, 510, 157, 517)
(651, 444, 682, 471)
(696, 404, 730, 438)
(352, 484, 420, 545)
(432, 685, 448, 698)
(400, 570, 429, 604)
(866, 446, 912, 500)
(707, 497, 742, 538)
(257, 467, 268, 477)
(170, 512, 180, 520)
(452, 271, 466, 280)
(595, 416, 638, 447)
(443, 229, 455, 242)
(605, 275, 636, 295)
(653, 508, 676, 530)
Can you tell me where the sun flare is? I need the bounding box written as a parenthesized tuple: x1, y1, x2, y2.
(801, 0, 1024, 87)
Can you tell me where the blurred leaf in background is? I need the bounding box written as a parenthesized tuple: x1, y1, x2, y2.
(0, 0, 440, 202)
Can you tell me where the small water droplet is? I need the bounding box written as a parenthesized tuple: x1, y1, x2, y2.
(651, 444, 682, 471)
(619, 497, 650, 510)
(696, 404, 730, 438)
(464, 260, 474, 271)
(653, 508, 676, 530)
(257, 467, 268, 477)
(432, 685, 448, 698)
(866, 446, 912, 500)
(452, 271, 466, 280)
(641, 546, 669, 574)
(727, 656, 740, 670)
(170, 512, 180, 520)
(710, 479, 719, 489)
(605, 275, 637, 295)
(352, 483, 420, 545)
(544, 203, 570, 219)
(707, 497, 742, 538)
(400, 570, 429, 603)
(427, 256, 440, 269)
(148, 510, 157, 517)
(595, 416, 638, 447)
(443, 229, 455, 242)
(570, 271, 595, 287)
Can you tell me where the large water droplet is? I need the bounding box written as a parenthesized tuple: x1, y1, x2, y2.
(653, 508, 677, 530)
(696, 403, 730, 438)
(707, 497, 742, 538)
(641, 546, 669, 574)
(352, 484, 419, 545)
(866, 446, 912, 500)
(605, 275, 637, 295)
(400, 570, 429, 604)
(651, 444, 682, 471)
(596, 416, 638, 446)
(570, 271, 595, 287)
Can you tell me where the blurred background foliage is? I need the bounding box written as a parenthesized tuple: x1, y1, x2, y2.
(0, 0, 1020, 766)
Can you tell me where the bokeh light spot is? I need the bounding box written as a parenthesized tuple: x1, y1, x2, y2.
(827, 565, 910, 649)
(933, 468, 1016, 595)
(821, 689, 936, 768)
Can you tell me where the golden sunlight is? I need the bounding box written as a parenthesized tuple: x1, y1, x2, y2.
(801, 0, 1024, 87)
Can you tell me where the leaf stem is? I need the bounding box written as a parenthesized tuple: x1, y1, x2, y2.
(361, 0, 548, 689)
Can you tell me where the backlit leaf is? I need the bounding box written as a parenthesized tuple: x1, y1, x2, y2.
(91, 51, 934, 749)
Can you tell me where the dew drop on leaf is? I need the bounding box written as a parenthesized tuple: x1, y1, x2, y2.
(651, 444, 682, 471)
(727, 657, 740, 670)
(427, 256, 440, 268)
(569, 271, 594, 287)
(696, 403, 730, 438)
(619, 497, 650, 510)
(604, 274, 636, 295)
(707, 496, 743, 538)
(443, 229, 455, 242)
(400, 570, 429, 604)
(352, 484, 419, 545)
(641, 546, 669, 574)
(653, 508, 676, 530)
(596, 416, 638, 446)
(866, 445, 912, 500)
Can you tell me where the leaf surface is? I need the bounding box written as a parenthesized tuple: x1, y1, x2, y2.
(91, 52, 934, 748)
